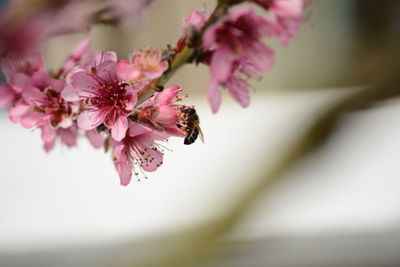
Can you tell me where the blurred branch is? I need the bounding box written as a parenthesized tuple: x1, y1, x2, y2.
(129, 58, 400, 267)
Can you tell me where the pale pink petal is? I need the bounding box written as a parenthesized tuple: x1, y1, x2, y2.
(207, 79, 222, 113)
(135, 139, 163, 172)
(0, 86, 16, 108)
(77, 110, 103, 130)
(272, 0, 304, 18)
(116, 60, 141, 80)
(111, 115, 128, 141)
(115, 159, 132, 186)
(101, 51, 118, 64)
(71, 71, 99, 94)
(144, 64, 167, 79)
(153, 106, 177, 126)
(61, 85, 80, 101)
(96, 61, 117, 81)
(85, 129, 105, 149)
(128, 121, 152, 137)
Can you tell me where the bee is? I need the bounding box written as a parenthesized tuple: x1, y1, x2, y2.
(178, 107, 204, 145)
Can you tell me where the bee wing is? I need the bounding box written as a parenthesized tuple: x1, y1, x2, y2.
(198, 126, 204, 143)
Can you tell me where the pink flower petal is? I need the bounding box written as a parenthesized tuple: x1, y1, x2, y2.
(8, 101, 30, 123)
(22, 87, 46, 105)
(226, 76, 250, 108)
(115, 159, 133, 186)
(0, 85, 16, 108)
(59, 127, 78, 147)
(111, 115, 128, 141)
(116, 60, 141, 80)
(41, 124, 56, 143)
(207, 79, 222, 113)
(244, 41, 275, 72)
(9, 73, 31, 93)
(155, 84, 180, 105)
(21, 112, 49, 129)
(96, 60, 117, 82)
(135, 138, 163, 172)
(85, 129, 105, 149)
(44, 139, 56, 153)
(77, 110, 103, 130)
(128, 121, 152, 137)
(153, 105, 177, 126)
(210, 45, 235, 82)
(71, 71, 99, 94)
(61, 85, 80, 101)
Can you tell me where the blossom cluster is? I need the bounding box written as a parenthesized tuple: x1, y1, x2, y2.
(0, 0, 310, 185)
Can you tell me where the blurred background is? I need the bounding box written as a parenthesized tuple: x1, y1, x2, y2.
(2, 0, 400, 266)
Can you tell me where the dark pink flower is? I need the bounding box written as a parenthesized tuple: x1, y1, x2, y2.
(138, 84, 186, 137)
(113, 121, 169, 186)
(116, 48, 167, 81)
(65, 52, 137, 141)
(203, 6, 276, 112)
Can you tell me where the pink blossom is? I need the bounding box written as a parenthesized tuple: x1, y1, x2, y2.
(138, 84, 186, 137)
(203, 6, 276, 113)
(113, 121, 169, 186)
(8, 71, 78, 130)
(66, 52, 137, 141)
(116, 48, 167, 81)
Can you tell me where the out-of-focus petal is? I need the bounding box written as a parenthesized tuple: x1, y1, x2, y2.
(0, 85, 16, 108)
(85, 129, 105, 149)
(210, 45, 235, 82)
(207, 79, 222, 113)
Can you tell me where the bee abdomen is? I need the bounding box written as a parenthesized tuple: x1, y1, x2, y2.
(184, 127, 199, 145)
